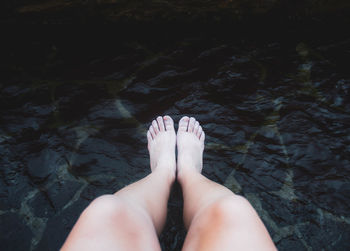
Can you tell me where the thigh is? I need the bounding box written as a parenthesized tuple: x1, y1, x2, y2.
(182, 196, 276, 251)
(61, 195, 161, 251)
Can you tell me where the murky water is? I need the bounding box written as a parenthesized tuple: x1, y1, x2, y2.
(1, 30, 350, 250)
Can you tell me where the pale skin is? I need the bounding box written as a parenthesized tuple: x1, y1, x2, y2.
(61, 115, 277, 251)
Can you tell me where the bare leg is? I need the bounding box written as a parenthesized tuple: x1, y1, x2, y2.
(61, 115, 176, 251)
(177, 116, 277, 251)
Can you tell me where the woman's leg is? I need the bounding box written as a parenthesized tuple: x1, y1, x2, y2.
(61, 115, 176, 251)
(177, 116, 277, 251)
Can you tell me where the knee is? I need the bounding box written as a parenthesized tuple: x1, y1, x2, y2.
(69, 195, 161, 250)
(204, 195, 255, 223)
(82, 195, 131, 221)
(185, 195, 255, 248)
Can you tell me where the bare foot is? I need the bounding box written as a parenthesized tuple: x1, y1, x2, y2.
(176, 116, 205, 180)
(147, 115, 176, 179)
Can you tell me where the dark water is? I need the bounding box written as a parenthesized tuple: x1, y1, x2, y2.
(1, 29, 350, 250)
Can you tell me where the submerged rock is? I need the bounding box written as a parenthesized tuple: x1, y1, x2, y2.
(0, 213, 32, 251)
(27, 149, 64, 183)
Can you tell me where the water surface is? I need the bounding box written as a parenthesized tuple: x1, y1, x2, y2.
(1, 31, 350, 250)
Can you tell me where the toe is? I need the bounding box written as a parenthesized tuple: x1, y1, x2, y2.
(147, 130, 153, 141)
(188, 117, 196, 132)
(200, 130, 205, 142)
(193, 121, 199, 134)
(149, 125, 156, 138)
(152, 120, 159, 134)
(197, 126, 203, 139)
(178, 116, 190, 132)
(163, 115, 174, 131)
(157, 116, 165, 131)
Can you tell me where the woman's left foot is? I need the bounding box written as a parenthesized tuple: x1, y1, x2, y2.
(147, 115, 176, 179)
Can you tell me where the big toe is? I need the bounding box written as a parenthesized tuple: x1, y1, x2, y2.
(163, 115, 174, 131)
(178, 116, 190, 133)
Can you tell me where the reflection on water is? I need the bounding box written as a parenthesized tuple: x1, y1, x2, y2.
(0, 33, 350, 250)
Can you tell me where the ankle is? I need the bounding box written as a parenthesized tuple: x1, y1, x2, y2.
(177, 156, 202, 177)
(153, 164, 176, 184)
(177, 167, 201, 185)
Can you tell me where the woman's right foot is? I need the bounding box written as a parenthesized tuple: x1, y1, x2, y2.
(147, 115, 176, 181)
(176, 116, 205, 181)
